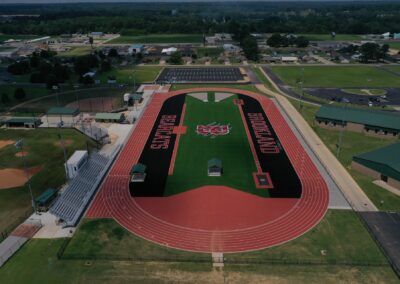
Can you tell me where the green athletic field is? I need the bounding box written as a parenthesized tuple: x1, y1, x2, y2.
(0, 129, 96, 236)
(271, 66, 400, 88)
(164, 93, 264, 197)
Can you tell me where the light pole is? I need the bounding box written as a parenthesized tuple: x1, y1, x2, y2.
(15, 139, 36, 213)
(336, 101, 348, 158)
(53, 85, 59, 107)
(298, 67, 304, 112)
(57, 121, 69, 182)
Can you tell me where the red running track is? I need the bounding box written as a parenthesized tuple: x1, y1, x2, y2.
(86, 88, 329, 253)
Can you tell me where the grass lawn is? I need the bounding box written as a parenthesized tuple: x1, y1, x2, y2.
(164, 94, 262, 197)
(64, 218, 208, 261)
(0, 34, 38, 43)
(2, 237, 397, 284)
(56, 46, 95, 57)
(389, 42, 400, 50)
(271, 66, 400, 88)
(289, 99, 400, 211)
(0, 85, 51, 112)
(384, 65, 400, 73)
(0, 128, 96, 234)
(253, 67, 277, 92)
(341, 88, 387, 96)
(227, 210, 387, 264)
(95, 66, 162, 84)
(109, 34, 204, 44)
(196, 47, 223, 58)
(299, 34, 362, 41)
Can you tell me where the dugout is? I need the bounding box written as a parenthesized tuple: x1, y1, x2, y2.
(46, 107, 80, 127)
(208, 158, 222, 177)
(95, 112, 125, 123)
(5, 117, 42, 128)
(35, 188, 57, 212)
(131, 163, 147, 182)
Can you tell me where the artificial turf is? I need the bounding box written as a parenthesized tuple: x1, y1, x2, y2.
(164, 94, 264, 197)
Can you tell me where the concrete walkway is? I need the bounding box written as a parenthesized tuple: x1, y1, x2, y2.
(255, 70, 378, 212)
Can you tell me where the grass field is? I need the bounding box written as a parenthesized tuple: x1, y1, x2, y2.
(109, 34, 204, 44)
(0, 86, 52, 112)
(271, 66, 400, 88)
(165, 94, 262, 197)
(384, 65, 400, 73)
(1, 238, 397, 284)
(299, 34, 362, 41)
(95, 66, 162, 84)
(56, 46, 95, 57)
(288, 99, 400, 211)
(389, 42, 400, 50)
(64, 219, 208, 261)
(228, 210, 386, 264)
(196, 47, 223, 58)
(0, 34, 38, 43)
(1, 209, 396, 283)
(0, 129, 96, 234)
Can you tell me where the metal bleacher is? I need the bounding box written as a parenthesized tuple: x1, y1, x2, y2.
(50, 151, 113, 227)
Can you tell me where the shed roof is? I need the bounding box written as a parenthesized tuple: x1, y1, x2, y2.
(95, 112, 123, 120)
(131, 163, 146, 174)
(353, 143, 400, 181)
(316, 105, 400, 131)
(47, 107, 79, 116)
(6, 117, 41, 124)
(35, 188, 57, 205)
(208, 158, 222, 168)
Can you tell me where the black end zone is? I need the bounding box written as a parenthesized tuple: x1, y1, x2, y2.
(239, 95, 302, 198)
(130, 94, 186, 197)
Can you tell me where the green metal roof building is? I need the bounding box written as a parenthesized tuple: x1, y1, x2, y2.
(95, 112, 125, 123)
(5, 117, 42, 128)
(47, 107, 80, 116)
(315, 105, 400, 133)
(353, 143, 400, 182)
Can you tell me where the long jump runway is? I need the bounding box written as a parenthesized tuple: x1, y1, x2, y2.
(86, 88, 329, 253)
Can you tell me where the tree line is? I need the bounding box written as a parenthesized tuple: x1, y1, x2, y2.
(1, 2, 400, 36)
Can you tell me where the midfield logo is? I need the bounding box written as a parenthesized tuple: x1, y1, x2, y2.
(196, 123, 231, 138)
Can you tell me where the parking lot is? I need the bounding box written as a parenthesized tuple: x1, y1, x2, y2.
(156, 67, 244, 83)
(305, 88, 400, 107)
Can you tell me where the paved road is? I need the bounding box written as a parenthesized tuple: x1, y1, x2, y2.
(255, 77, 378, 212)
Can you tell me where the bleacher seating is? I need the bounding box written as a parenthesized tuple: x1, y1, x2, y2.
(50, 152, 111, 226)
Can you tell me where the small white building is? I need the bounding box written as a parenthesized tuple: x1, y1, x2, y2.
(223, 44, 241, 52)
(161, 47, 178, 55)
(128, 44, 144, 55)
(281, 56, 299, 63)
(65, 150, 88, 179)
(382, 32, 391, 40)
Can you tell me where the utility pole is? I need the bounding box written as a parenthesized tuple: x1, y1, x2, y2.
(58, 120, 69, 182)
(299, 67, 304, 112)
(15, 139, 36, 213)
(336, 102, 348, 158)
(53, 85, 59, 107)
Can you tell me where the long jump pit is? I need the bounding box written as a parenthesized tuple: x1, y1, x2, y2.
(86, 87, 329, 253)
